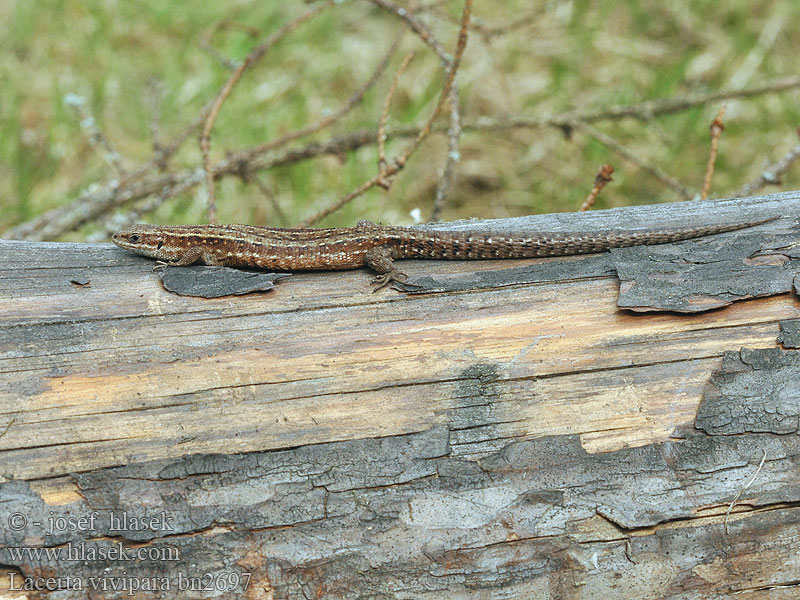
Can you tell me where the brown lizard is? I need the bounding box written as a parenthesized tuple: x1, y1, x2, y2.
(112, 217, 777, 289)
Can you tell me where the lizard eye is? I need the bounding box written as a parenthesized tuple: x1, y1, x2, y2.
(129, 234, 140, 242)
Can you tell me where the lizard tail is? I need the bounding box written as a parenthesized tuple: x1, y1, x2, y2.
(397, 216, 778, 260)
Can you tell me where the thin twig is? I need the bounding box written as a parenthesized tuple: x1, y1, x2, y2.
(233, 31, 405, 169)
(200, 1, 334, 224)
(247, 172, 289, 226)
(731, 130, 800, 197)
(370, 0, 450, 64)
(472, 12, 540, 40)
(419, 1, 541, 41)
(8, 75, 800, 241)
(200, 21, 261, 71)
(701, 106, 726, 201)
(431, 87, 462, 221)
(572, 121, 694, 200)
(63, 94, 126, 175)
(395, 1, 470, 170)
(0, 417, 15, 440)
(378, 52, 415, 181)
(471, 76, 800, 130)
(580, 164, 614, 211)
(300, 0, 472, 226)
(724, 449, 767, 535)
(370, 0, 465, 221)
(146, 78, 164, 158)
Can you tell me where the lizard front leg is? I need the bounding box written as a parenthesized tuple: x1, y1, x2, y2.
(171, 246, 223, 266)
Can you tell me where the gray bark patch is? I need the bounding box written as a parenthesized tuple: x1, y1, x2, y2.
(697, 347, 800, 435)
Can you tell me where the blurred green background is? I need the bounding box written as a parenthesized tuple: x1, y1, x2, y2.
(2, 0, 799, 238)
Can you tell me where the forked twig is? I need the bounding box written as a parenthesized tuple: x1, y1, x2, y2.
(231, 30, 405, 169)
(200, 1, 334, 223)
(378, 52, 415, 180)
(573, 121, 693, 200)
(299, 0, 473, 226)
(370, 0, 465, 220)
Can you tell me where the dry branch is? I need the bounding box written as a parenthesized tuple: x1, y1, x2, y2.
(200, 1, 334, 223)
(471, 76, 800, 131)
(580, 164, 614, 211)
(732, 133, 800, 198)
(701, 106, 726, 201)
(299, 0, 473, 226)
(573, 121, 693, 200)
(377, 52, 415, 177)
(6, 74, 800, 241)
(369, 0, 465, 220)
(235, 30, 405, 171)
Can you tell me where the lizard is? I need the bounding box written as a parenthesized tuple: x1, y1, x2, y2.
(112, 217, 777, 289)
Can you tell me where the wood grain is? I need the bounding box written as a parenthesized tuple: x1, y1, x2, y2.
(1, 192, 799, 598)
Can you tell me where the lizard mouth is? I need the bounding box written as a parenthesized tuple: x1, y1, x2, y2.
(111, 231, 130, 248)
(111, 231, 142, 251)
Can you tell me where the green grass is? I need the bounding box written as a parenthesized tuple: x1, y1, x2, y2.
(2, 0, 799, 238)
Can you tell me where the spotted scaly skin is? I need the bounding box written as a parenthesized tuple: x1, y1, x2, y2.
(112, 217, 776, 288)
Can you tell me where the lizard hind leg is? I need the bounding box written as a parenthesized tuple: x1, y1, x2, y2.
(365, 245, 411, 291)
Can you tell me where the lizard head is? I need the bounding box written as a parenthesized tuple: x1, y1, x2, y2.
(112, 224, 175, 260)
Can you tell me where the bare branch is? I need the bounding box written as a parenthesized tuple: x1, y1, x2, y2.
(470, 76, 800, 131)
(378, 52, 415, 179)
(8, 75, 800, 241)
(701, 106, 726, 201)
(299, 0, 473, 226)
(731, 132, 800, 198)
(580, 164, 614, 211)
(64, 94, 126, 175)
(573, 121, 694, 200)
(370, 0, 465, 221)
(232, 30, 405, 167)
(431, 87, 462, 221)
(200, 1, 334, 224)
(370, 0, 450, 64)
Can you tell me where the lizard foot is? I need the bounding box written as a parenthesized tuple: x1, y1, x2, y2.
(371, 270, 423, 292)
(372, 269, 407, 292)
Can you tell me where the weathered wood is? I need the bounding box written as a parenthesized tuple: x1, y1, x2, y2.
(1, 192, 799, 598)
(780, 319, 800, 348)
